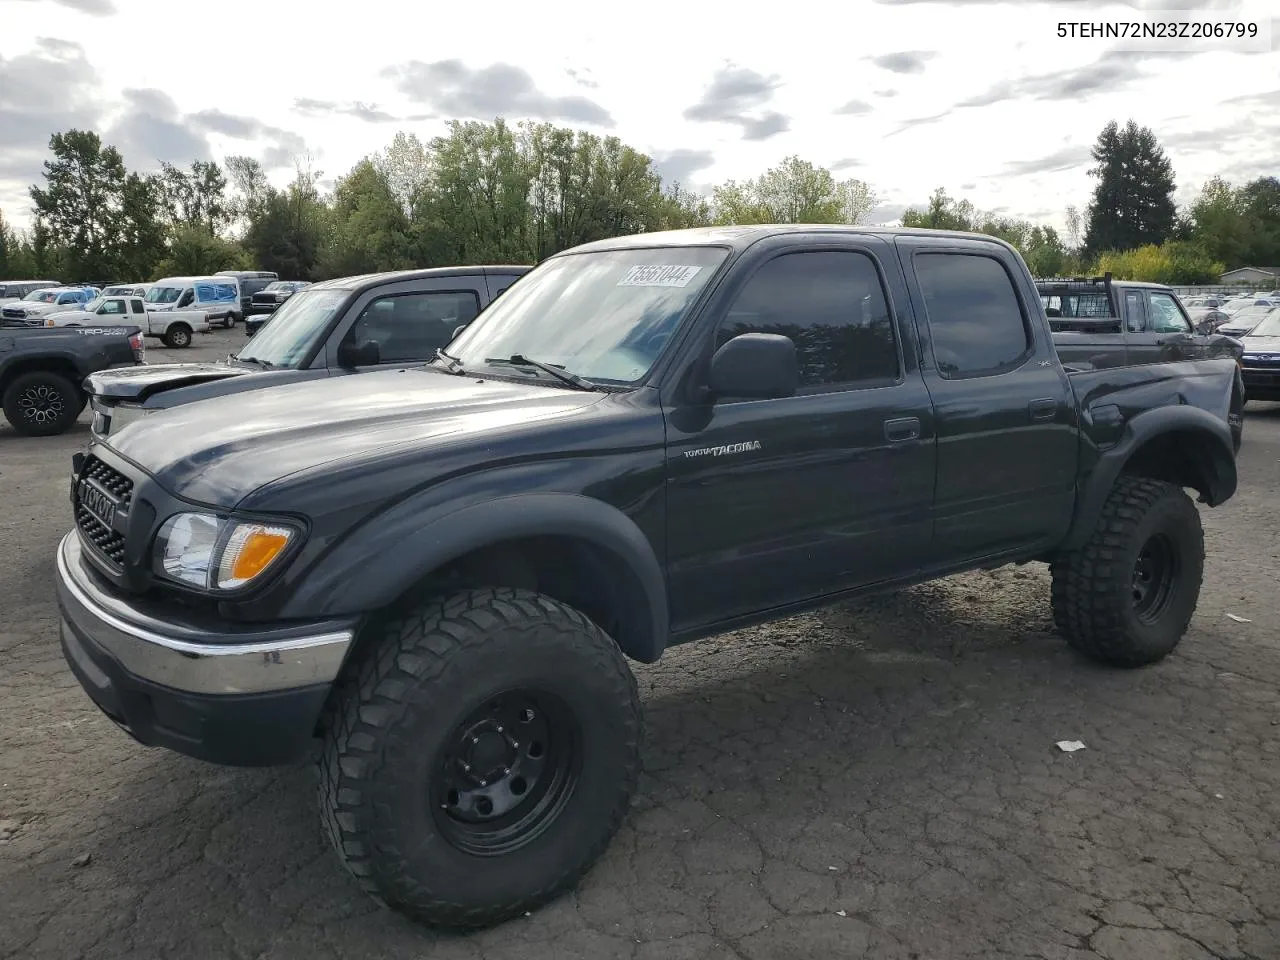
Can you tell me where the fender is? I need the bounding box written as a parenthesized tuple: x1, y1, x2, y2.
(280, 492, 670, 662)
(1060, 403, 1237, 552)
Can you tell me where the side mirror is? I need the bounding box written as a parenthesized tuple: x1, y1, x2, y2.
(707, 333, 798, 401)
(337, 339, 380, 368)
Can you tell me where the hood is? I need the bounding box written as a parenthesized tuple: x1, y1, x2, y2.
(1240, 336, 1280, 355)
(85, 361, 252, 400)
(103, 368, 605, 505)
(48, 310, 94, 325)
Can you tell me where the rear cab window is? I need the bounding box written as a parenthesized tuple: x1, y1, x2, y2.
(913, 252, 1033, 378)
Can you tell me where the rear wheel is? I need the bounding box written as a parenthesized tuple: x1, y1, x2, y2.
(163, 323, 192, 348)
(320, 587, 642, 930)
(1050, 475, 1204, 667)
(2, 371, 81, 436)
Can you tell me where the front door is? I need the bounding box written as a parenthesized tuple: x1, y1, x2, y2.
(335, 284, 485, 372)
(664, 240, 937, 632)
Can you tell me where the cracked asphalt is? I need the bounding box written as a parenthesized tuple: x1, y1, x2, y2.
(2, 330, 1278, 959)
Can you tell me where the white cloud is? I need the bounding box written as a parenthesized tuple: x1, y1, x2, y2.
(0, 0, 1275, 236)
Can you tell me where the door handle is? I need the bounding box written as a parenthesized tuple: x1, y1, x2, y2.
(1029, 398, 1058, 422)
(884, 417, 920, 442)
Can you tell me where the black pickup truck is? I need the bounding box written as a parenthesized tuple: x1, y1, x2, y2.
(1036, 274, 1243, 370)
(1, 322, 144, 436)
(56, 226, 1242, 930)
(83, 265, 530, 438)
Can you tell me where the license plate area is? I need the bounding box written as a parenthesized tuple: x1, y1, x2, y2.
(78, 478, 120, 529)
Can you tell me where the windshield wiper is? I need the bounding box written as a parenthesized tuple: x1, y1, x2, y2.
(484, 355, 595, 391)
(434, 347, 466, 375)
(232, 354, 274, 369)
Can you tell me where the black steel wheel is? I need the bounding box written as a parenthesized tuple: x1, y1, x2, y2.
(1131, 533, 1180, 625)
(3, 371, 80, 437)
(433, 690, 579, 856)
(320, 587, 642, 930)
(1051, 475, 1203, 667)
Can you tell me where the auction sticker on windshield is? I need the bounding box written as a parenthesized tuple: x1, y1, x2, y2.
(616, 265, 703, 287)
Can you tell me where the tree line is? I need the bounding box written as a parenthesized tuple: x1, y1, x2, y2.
(0, 117, 1276, 287)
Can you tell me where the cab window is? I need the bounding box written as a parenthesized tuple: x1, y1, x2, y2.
(1147, 292, 1191, 334)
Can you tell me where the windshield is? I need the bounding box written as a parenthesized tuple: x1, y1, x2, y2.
(236, 288, 347, 367)
(444, 247, 728, 385)
(145, 285, 182, 304)
(27, 290, 58, 303)
(81, 297, 104, 312)
(1245, 309, 1280, 338)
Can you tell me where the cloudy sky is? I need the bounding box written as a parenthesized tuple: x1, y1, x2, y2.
(1, 0, 1276, 235)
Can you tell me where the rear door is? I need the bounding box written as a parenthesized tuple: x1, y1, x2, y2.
(897, 235, 1079, 562)
(328, 276, 487, 372)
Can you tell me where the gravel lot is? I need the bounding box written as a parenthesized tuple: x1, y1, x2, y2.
(2, 329, 1279, 960)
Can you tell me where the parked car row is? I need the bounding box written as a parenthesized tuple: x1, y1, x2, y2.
(1, 284, 100, 322)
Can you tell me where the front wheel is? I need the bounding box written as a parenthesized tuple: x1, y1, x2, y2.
(1050, 475, 1204, 667)
(320, 587, 642, 930)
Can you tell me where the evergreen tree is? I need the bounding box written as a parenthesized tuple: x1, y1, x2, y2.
(1083, 120, 1177, 256)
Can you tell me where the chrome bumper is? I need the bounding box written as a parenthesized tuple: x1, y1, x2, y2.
(55, 532, 354, 696)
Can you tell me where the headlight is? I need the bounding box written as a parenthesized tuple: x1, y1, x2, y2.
(153, 512, 297, 591)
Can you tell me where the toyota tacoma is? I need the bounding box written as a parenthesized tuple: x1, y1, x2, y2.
(56, 226, 1242, 930)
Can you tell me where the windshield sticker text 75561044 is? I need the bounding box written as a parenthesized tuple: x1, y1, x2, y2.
(616, 265, 703, 288)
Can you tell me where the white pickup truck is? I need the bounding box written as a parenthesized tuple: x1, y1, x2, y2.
(43, 294, 210, 348)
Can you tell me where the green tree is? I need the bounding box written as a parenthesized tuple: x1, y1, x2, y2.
(244, 162, 329, 279)
(1082, 120, 1177, 256)
(1095, 240, 1223, 284)
(374, 132, 432, 218)
(157, 160, 229, 235)
(28, 129, 128, 278)
(117, 173, 168, 280)
(421, 119, 534, 264)
(648, 183, 713, 231)
(1022, 226, 1068, 276)
(1186, 177, 1249, 268)
(225, 155, 272, 233)
(712, 156, 876, 225)
(901, 187, 979, 231)
(1238, 176, 1280, 267)
(153, 225, 252, 278)
(318, 159, 415, 278)
(0, 208, 16, 278)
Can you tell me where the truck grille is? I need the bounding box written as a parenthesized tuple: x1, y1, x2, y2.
(2, 307, 25, 320)
(74, 457, 135, 571)
(250, 293, 279, 306)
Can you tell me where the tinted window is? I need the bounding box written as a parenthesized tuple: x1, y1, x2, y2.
(347, 291, 482, 363)
(1147, 292, 1191, 333)
(716, 251, 899, 390)
(1123, 290, 1148, 332)
(915, 253, 1031, 378)
(131, 299, 145, 313)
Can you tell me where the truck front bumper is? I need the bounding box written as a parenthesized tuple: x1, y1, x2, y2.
(55, 532, 357, 766)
